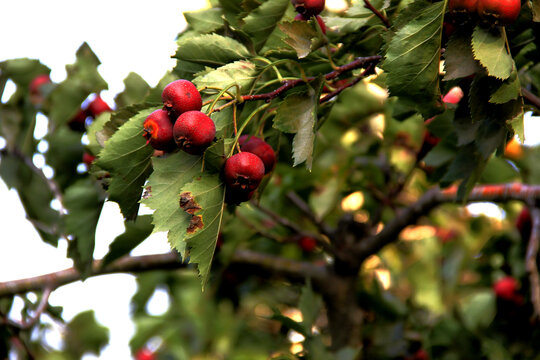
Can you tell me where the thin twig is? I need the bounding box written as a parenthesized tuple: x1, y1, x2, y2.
(526, 206, 540, 319)
(364, 0, 391, 28)
(286, 191, 335, 239)
(522, 87, 540, 111)
(3, 287, 53, 330)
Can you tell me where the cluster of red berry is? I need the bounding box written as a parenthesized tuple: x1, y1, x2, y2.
(143, 79, 276, 204)
(448, 0, 521, 26)
(292, 0, 326, 34)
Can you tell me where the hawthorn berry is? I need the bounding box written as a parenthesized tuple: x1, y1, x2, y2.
(87, 95, 112, 117)
(162, 79, 202, 117)
(293, 0, 325, 17)
(299, 236, 317, 252)
(516, 207, 532, 241)
(68, 108, 89, 132)
(493, 276, 520, 301)
(29, 74, 51, 97)
(294, 13, 326, 34)
(173, 110, 215, 155)
(477, 0, 521, 26)
(239, 135, 276, 174)
(448, 0, 478, 16)
(224, 152, 265, 192)
(134, 348, 155, 360)
(82, 152, 96, 167)
(143, 109, 176, 151)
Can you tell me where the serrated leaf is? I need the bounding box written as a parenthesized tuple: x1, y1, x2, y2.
(181, 175, 226, 289)
(443, 33, 482, 80)
(193, 60, 257, 93)
(96, 108, 155, 220)
(471, 26, 513, 80)
(184, 8, 224, 33)
(141, 152, 204, 258)
(489, 70, 521, 104)
(509, 109, 525, 143)
(242, 0, 290, 52)
(174, 34, 250, 68)
(101, 215, 154, 268)
(279, 21, 319, 58)
(64, 178, 105, 277)
(382, 1, 444, 116)
(322, 16, 370, 35)
(274, 79, 322, 169)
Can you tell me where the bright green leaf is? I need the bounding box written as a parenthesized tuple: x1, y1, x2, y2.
(279, 20, 319, 58)
(472, 26, 513, 80)
(174, 34, 250, 68)
(193, 60, 257, 93)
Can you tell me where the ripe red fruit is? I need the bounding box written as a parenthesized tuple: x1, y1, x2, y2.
(493, 276, 519, 301)
(162, 79, 202, 117)
(29, 74, 51, 96)
(134, 348, 155, 360)
(294, 13, 326, 34)
(224, 152, 265, 192)
(448, 0, 478, 15)
(442, 86, 464, 105)
(87, 95, 112, 117)
(82, 152, 96, 166)
(516, 207, 532, 240)
(143, 109, 176, 151)
(173, 111, 216, 155)
(477, 0, 521, 26)
(68, 108, 89, 132)
(238, 135, 276, 174)
(293, 0, 325, 17)
(299, 236, 317, 252)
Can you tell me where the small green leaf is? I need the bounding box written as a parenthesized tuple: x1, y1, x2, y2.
(443, 33, 482, 80)
(174, 34, 250, 68)
(279, 20, 319, 58)
(141, 152, 204, 259)
(471, 26, 513, 80)
(101, 215, 154, 268)
(193, 60, 257, 93)
(489, 70, 521, 104)
(96, 107, 155, 220)
(182, 174, 226, 289)
(242, 0, 291, 52)
(184, 8, 224, 33)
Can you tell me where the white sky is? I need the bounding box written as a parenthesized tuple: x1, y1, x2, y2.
(0, 0, 538, 358)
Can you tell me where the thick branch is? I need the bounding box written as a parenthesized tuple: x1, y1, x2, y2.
(355, 184, 540, 260)
(527, 206, 540, 319)
(0, 250, 326, 297)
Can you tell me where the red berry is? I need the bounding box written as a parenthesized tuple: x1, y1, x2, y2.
(477, 0, 521, 26)
(294, 13, 326, 34)
(293, 0, 325, 17)
(134, 348, 155, 360)
(299, 236, 317, 252)
(87, 95, 112, 117)
(162, 79, 202, 117)
(82, 152, 96, 166)
(442, 86, 464, 105)
(224, 152, 265, 192)
(29, 74, 51, 96)
(143, 109, 176, 151)
(448, 0, 478, 15)
(493, 276, 519, 301)
(239, 135, 276, 174)
(173, 111, 216, 155)
(516, 207, 532, 240)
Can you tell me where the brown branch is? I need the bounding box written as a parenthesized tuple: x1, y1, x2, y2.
(355, 184, 540, 260)
(527, 206, 540, 319)
(2, 287, 53, 330)
(364, 0, 391, 28)
(522, 87, 540, 111)
(0, 250, 327, 298)
(286, 191, 335, 239)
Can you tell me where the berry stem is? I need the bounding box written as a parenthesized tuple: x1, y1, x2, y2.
(206, 84, 241, 115)
(228, 103, 271, 158)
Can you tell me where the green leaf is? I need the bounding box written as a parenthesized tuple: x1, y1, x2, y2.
(64, 178, 105, 277)
(44, 127, 85, 190)
(96, 107, 155, 220)
(193, 60, 257, 93)
(322, 16, 369, 35)
(382, 1, 444, 116)
(274, 79, 322, 169)
(64, 310, 109, 359)
(471, 26, 513, 80)
(101, 215, 154, 268)
(309, 176, 339, 219)
(173, 34, 250, 68)
(48, 43, 108, 127)
(489, 70, 521, 104)
(443, 33, 482, 80)
(458, 290, 496, 331)
(509, 109, 525, 143)
(242, 0, 291, 52)
(531, 0, 540, 22)
(114, 72, 151, 108)
(278, 20, 319, 58)
(298, 281, 322, 335)
(0, 58, 50, 86)
(184, 8, 224, 33)
(141, 152, 204, 259)
(182, 174, 226, 289)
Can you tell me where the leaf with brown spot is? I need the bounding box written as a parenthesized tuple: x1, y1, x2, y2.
(187, 215, 204, 234)
(179, 192, 202, 215)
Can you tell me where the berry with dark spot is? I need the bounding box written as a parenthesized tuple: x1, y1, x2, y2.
(173, 110, 215, 155)
(224, 152, 265, 192)
(477, 0, 521, 26)
(143, 109, 176, 151)
(239, 135, 276, 174)
(162, 79, 202, 118)
(292, 0, 325, 17)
